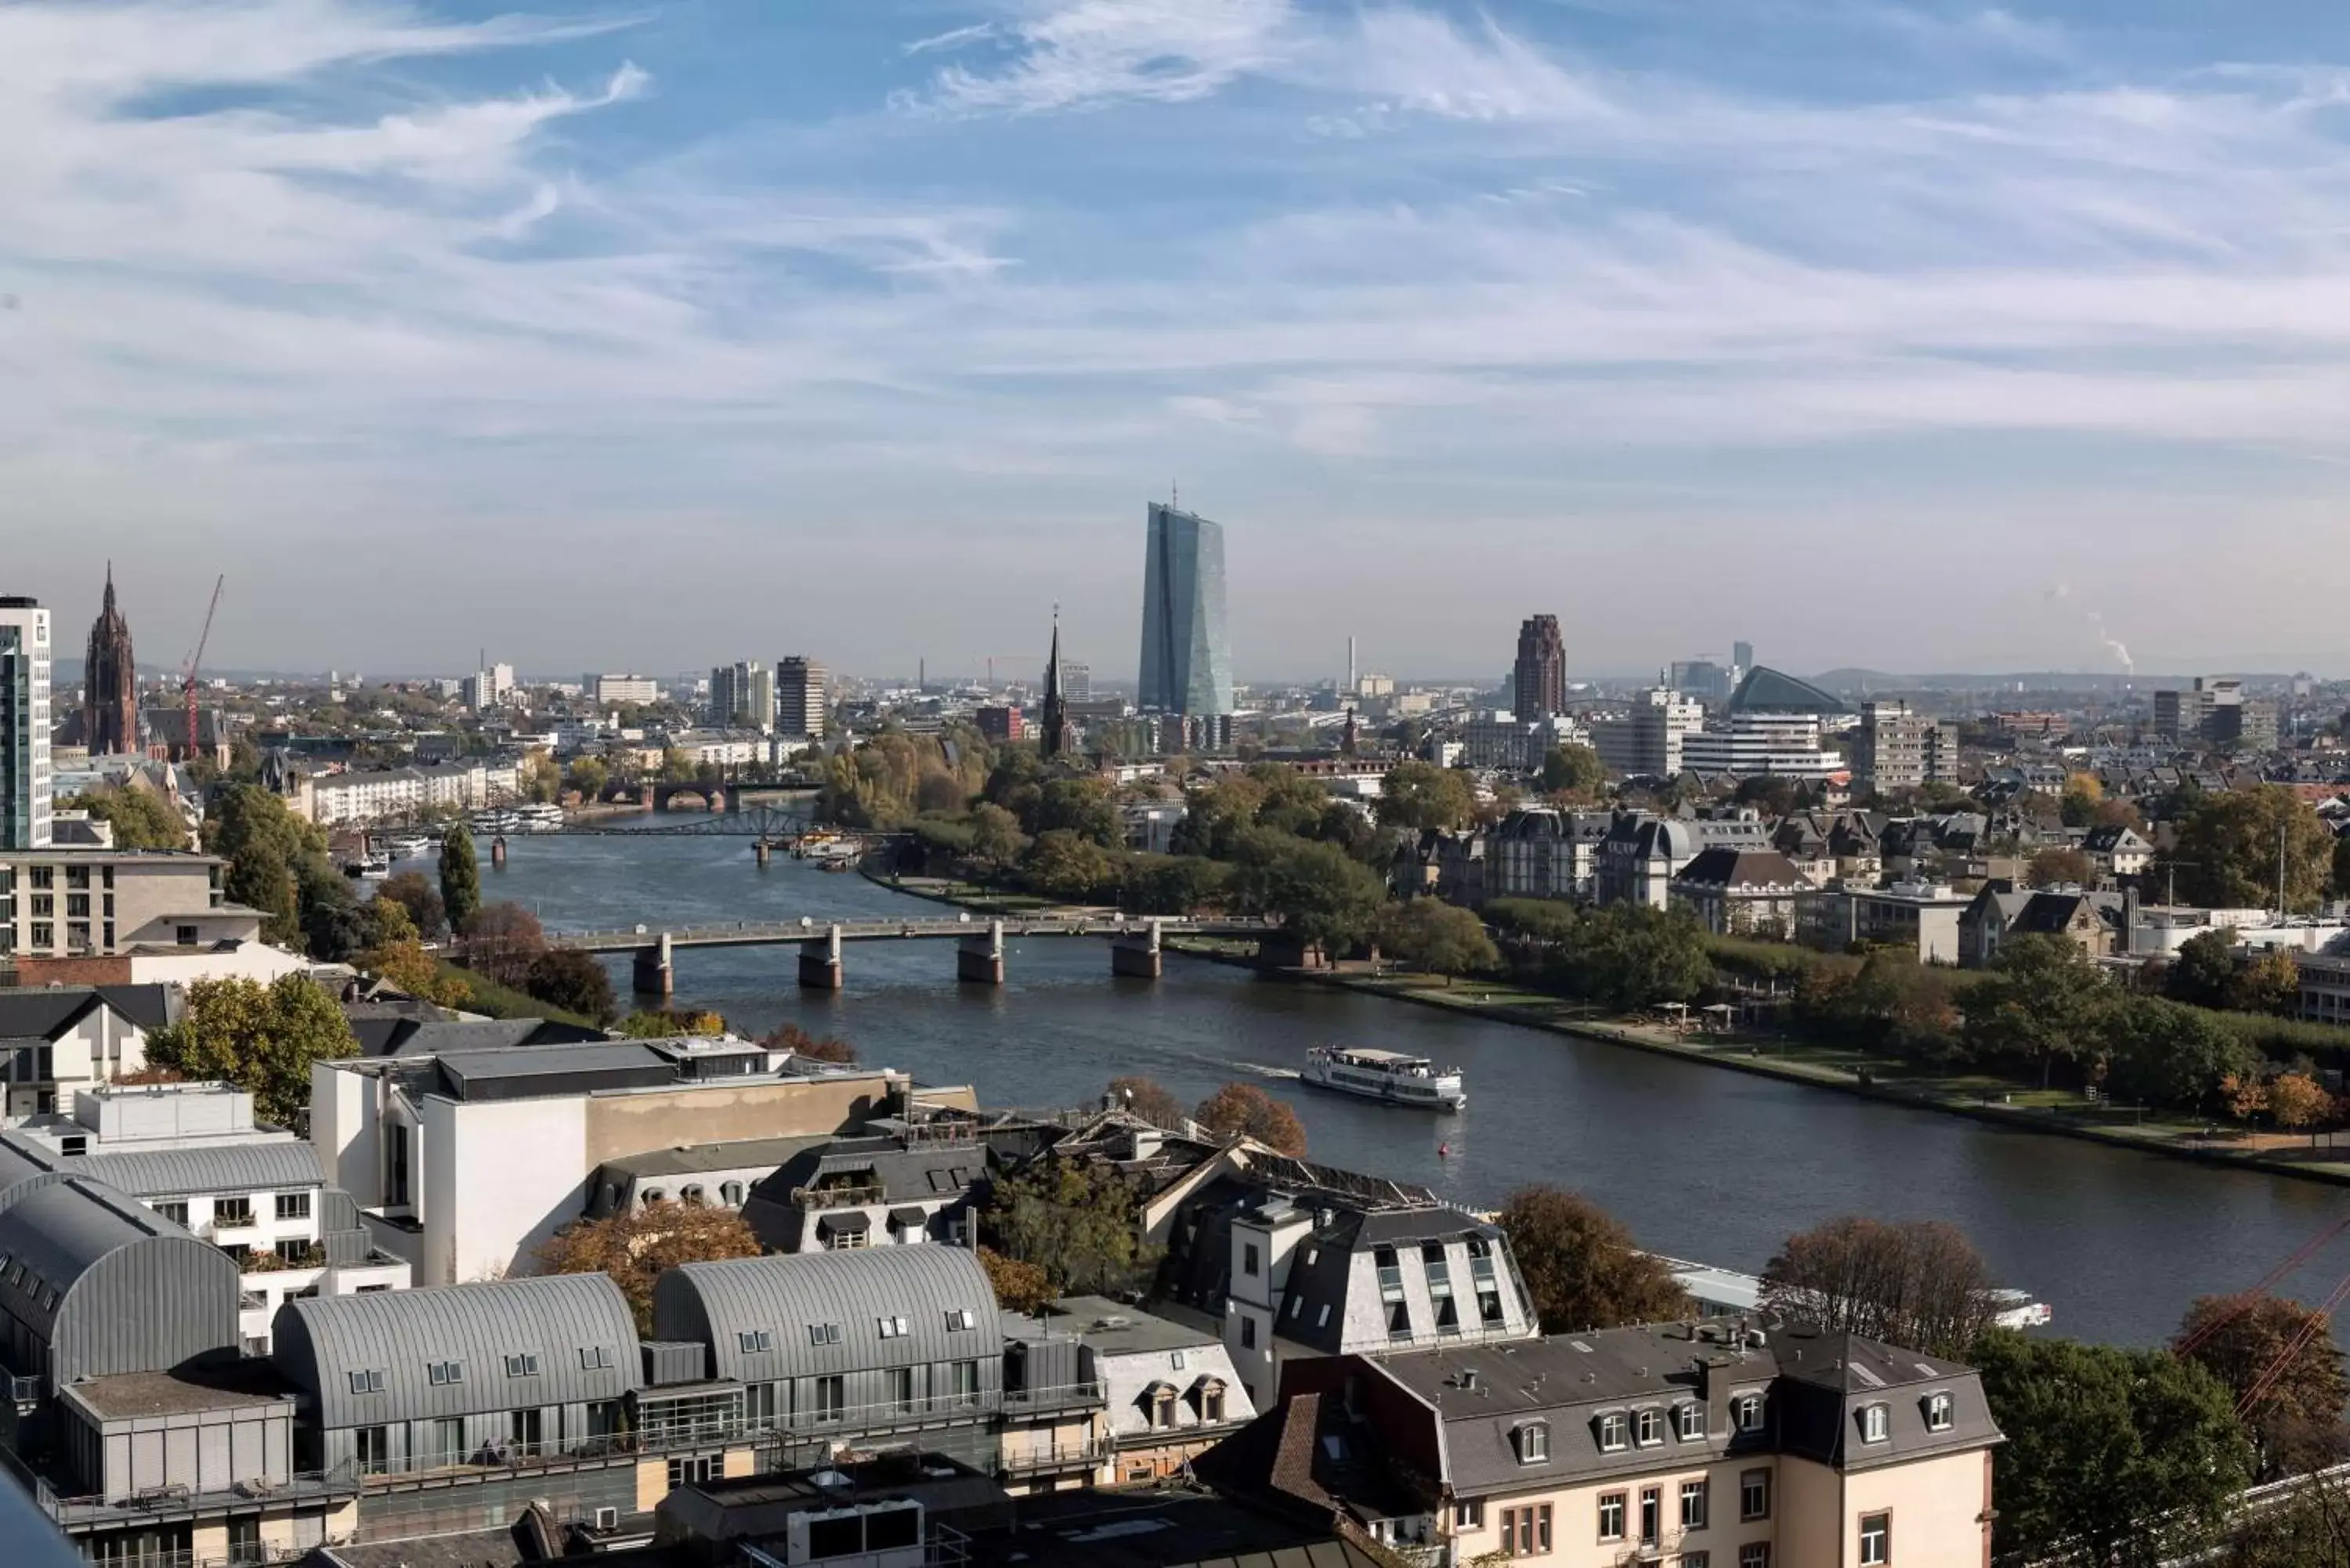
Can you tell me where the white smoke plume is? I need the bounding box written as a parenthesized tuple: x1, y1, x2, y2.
(2045, 583, 2134, 674)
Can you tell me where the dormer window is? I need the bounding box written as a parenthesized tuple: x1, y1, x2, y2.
(1676, 1403, 1705, 1440)
(1861, 1403, 1890, 1443)
(1734, 1393, 1765, 1433)
(1596, 1412, 1628, 1452)
(1925, 1391, 1954, 1432)
(1513, 1422, 1549, 1463)
(1634, 1407, 1663, 1446)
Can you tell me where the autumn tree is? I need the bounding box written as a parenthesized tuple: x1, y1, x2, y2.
(459, 901, 546, 988)
(1195, 1082, 1308, 1156)
(1499, 1184, 1691, 1332)
(2157, 785, 2334, 913)
(1108, 1076, 1188, 1126)
(2026, 846, 2093, 888)
(620, 1009, 728, 1038)
(985, 1161, 1158, 1297)
(761, 1021, 857, 1064)
(1538, 744, 1607, 800)
(978, 1246, 1054, 1313)
(145, 975, 359, 1128)
(377, 869, 447, 939)
(2269, 1073, 2333, 1144)
(2228, 948, 2304, 1017)
(535, 1201, 760, 1335)
(2175, 1294, 2349, 1479)
(1376, 761, 1476, 832)
(1760, 1216, 2000, 1360)
(1373, 899, 1500, 985)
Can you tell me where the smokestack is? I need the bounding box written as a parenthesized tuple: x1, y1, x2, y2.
(1347, 636, 1357, 692)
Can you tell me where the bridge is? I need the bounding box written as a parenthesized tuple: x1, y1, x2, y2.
(484, 913, 1303, 996)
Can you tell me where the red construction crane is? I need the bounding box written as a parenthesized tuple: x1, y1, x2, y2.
(181, 576, 224, 761)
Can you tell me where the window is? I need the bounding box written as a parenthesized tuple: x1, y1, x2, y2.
(152, 1200, 187, 1227)
(668, 1454, 721, 1489)
(1514, 1421, 1549, 1463)
(888, 1366, 916, 1412)
(425, 1360, 464, 1386)
(503, 1353, 541, 1378)
(721, 1182, 745, 1206)
(347, 1369, 384, 1395)
(1925, 1390, 1954, 1432)
(354, 1425, 389, 1474)
(1597, 1492, 1626, 1542)
(642, 1188, 665, 1205)
(1639, 1487, 1661, 1545)
(1453, 1499, 1484, 1530)
(815, 1375, 846, 1421)
(1597, 1411, 1628, 1451)
(1171, 1351, 1186, 1371)
(425, 1418, 464, 1467)
(952, 1360, 979, 1400)
(579, 1345, 613, 1370)
(1679, 1478, 1708, 1530)
(944, 1307, 976, 1331)
(1680, 1556, 1708, 1568)
(275, 1192, 311, 1221)
(1497, 1503, 1550, 1557)
(808, 1322, 841, 1346)
(1734, 1393, 1765, 1433)
(738, 1330, 775, 1354)
(512, 1407, 543, 1450)
(1243, 1241, 1260, 1277)
(877, 1315, 909, 1339)
(214, 1197, 254, 1227)
(1740, 1469, 1770, 1522)
(1153, 1387, 1177, 1429)
(1240, 1316, 1256, 1350)
(681, 1185, 705, 1206)
(1860, 1512, 1891, 1567)
(1677, 1402, 1705, 1440)
(1861, 1403, 1889, 1443)
(1740, 1547, 1771, 1568)
(1287, 1295, 1302, 1319)
(1635, 1407, 1663, 1447)
(1203, 1383, 1225, 1422)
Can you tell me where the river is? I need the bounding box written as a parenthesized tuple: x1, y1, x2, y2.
(438, 824, 2350, 1349)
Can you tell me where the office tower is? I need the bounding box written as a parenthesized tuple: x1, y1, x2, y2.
(0, 597, 53, 849)
(1670, 659, 1734, 706)
(1137, 503, 1234, 716)
(708, 662, 754, 728)
(1733, 640, 1754, 675)
(1512, 615, 1567, 720)
(82, 566, 137, 756)
(1061, 662, 1092, 703)
(776, 656, 828, 739)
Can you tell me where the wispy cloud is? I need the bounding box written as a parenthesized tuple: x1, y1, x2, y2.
(902, 0, 1296, 114)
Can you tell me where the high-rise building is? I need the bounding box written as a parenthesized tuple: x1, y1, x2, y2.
(0, 597, 53, 850)
(1061, 662, 1092, 703)
(1733, 640, 1755, 675)
(1137, 503, 1233, 717)
(1669, 659, 1734, 706)
(708, 661, 770, 729)
(1589, 687, 1703, 779)
(2155, 676, 2247, 747)
(1512, 615, 1566, 721)
(589, 674, 659, 706)
(776, 656, 828, 739)
(1853, 700, 1958, 792)
(82, 566, 137, 756)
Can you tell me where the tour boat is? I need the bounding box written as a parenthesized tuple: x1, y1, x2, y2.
(384, 835, 432, 860)
(1300, 1046, 1466, 1111)
(345, 852, 391, 881)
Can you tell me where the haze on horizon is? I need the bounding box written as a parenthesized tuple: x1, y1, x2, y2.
(5, 0, 2348, 683)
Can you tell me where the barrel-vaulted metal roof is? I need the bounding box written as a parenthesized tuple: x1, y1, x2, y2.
(654, 1245, 1000, 1386)
(273, 1274, 640, 1429)
(0, 1177, 240, 1389)
(0, 1130, 326, 1201)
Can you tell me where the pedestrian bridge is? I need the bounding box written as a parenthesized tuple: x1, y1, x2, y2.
(486, 913, 1304, 995)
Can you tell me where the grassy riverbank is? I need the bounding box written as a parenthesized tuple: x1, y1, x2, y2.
(865, 866, 2350, 1190)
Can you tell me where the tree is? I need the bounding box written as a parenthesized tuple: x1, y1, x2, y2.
(1021, 829, 1119, 901)
(461, 901, 546, 988)
(536, 1201, 760, 1334)
(2224, 1071, 2269, 1124)
(377, 869, 447, 940)
(524, 950, 616, 1024)
(2158, 785, 2334, 913)
(207, 783, 334, 948)
(1373, 899, 1499, 985)
(2105, 997, 2261, 1113)
(360, 930, 465, 1006)
(518, 751, 560, 804)
(1961, 933, 2118, 1087)
(439, 824, 481, 932)
(1538, 744, 1606, 800)
(2167, 928, 2243, 1010)
(69, 786, 187, 851)
(566, 756, 609, 802)
(144, 975, 359, 1128)
(2228, 948, 2303, 1017)
(1122, 854, 1232, 916)
(1759, 1216, 1999, 1360)
(2216, 1466, 2350, 1563)
(1234, 838, 1389, 955)
(761, 1021, 857, 1064)
(662, 747, 696, 784)
(2026, 846, 2093, 888)
(1195, 1082, 1308, 1156)
(620, 1009, 728, 1038)
(987, 1160, 1158, 1297)
(2269, 1072, 2333, 1144)
(978, 1245, 1054, 1313)
(1499, 1184, 1692, 1332)
(1108, 1076, 1188, 1126)
(1974, 1330, 2251, 1566)
(1032, 777, 1123, 848)
(1553, 902, 1712, 1011)
(2059, 772, 2105, 827)
(967, 803, 1029, 873)
(1376, 761, 1475, 832)
(2175, 1295, 2348, 1479)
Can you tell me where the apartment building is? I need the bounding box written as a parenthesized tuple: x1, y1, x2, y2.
(1282, 1321, 2002, 1568)
(306, 760, 522, 826)
(1484, 808, 1611, 904)
(1596, 811, 1774, 909)
(590, 674, 660, 706)
(0, 848, 258, 962)
(0, 985, 172, 1118)
(1010, 1295, 1255, 1490)
(1668, 847, 1813, 938)
(739, 1119, 985, 1253)
(1851, 701, 1958, 793)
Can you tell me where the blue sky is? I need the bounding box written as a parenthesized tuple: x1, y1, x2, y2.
(5, 0, 2350, 682)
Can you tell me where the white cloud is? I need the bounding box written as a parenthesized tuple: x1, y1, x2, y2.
(903, 0, 1296, 114)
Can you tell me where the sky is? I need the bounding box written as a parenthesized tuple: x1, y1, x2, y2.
(6, 0, 2350, 685)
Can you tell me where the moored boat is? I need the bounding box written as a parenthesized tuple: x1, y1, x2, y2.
(1300, 1046, 1466, 1111)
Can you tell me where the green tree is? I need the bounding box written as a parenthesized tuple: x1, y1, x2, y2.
(1974, 1330, 2251, 1566)
(987, 1161, 1159, 1297)
(566, 756, 609, 802)
(206, 784, 332, 948)
(518, 751, 559, 804)
(2059, 772, 2106, 827)
(1373, 899, 1499, 985)
(69, 786, 188, 851)
(1122, 854, 1233, 915)
(2175, 1294, 2348, 1479)
(2166, 928, 2244, 1010)
(525, 950, 617, 1024)
(661, 747, 696, 784)
(1961, 932, 2118, 1087)
(377, 869, 447, 940)
(1235, 838, 1389, 954)
(967, 802, 1030, 874)
(439, 824, 481, 932)
(1538, 743, 1607, 800)
(1553, 902, 1712, 1010)
(1499, 1184, 1692, 1332)
(1195, 1082, 1308, 1156)
(1032, 777, 1123, 847)
(1021, 829, 1119, 901)
(1376, 761, 1475, 832)
(145, 975, 359, 1128)
(2158, 785, 2334, 913)
(2105, 997, 2261, 1113)
(1481, 897, 1582, 948)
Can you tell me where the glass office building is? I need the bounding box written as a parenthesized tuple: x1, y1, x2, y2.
(0, 598, 52, 850)
(1137, 504, 1234, 717)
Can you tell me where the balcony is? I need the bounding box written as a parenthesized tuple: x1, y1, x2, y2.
(788, 1182, 884, 1211)
(1000, 1380, 1104, 1417)
(1000, 1438, 1106, 1475)
(10, 1454, 360, 1530)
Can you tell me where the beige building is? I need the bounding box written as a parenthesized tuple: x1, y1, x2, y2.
(1280, 1321, 2000, 1568)
(0, 847, 260, 962)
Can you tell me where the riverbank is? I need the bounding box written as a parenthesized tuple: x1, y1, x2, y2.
(865, 868, 2350, 1190)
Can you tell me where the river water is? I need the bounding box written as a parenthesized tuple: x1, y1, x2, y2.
(443, 825, 2350, 1349)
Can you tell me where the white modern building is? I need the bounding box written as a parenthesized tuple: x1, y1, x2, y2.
(1589, 687, 1705, 779)
(589, 674, 660, 706)
(0, 596, 53, 851)
(1678, 711, 1848, 780)
(306, 759, 522, 826)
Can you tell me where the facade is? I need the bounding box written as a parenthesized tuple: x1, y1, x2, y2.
(590, 674, 660, 706)
(306, 760, 522, 826)
(1004, 1295, 1254, 1490)
(1280, 1322, 2002, 1568)
(974, 706, 1025, 744)
(708, 662, 771, 731)
(1485, 807, 1610, 904)
(0, 597, 53, 851)
(1137, 504, 1234, 717)
(1959, 887, 2124, 968)
(1850, 701, 1958, 793)
(1678, 712, 1847, 781)
(1596, 811, 1774, 909)
(739, 1121, 985, 1254)
(1801, 882, 1972, 964)
(1458, 714, 1587, 773)
(1669, 847, 1813, 938)
(81, 569, 139, 759)
(1512, 615, 1567, 721)
(1060, 662, 1093, 703)
(0, 985, 172, 1119)
(0, 848, 258, 963)
(776, 657, 828, 739)
(2081, 823, 2154, 877)
(1589, 688, 1704, 779)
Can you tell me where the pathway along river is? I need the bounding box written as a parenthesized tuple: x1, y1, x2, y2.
(444, 825, 2350, 1349)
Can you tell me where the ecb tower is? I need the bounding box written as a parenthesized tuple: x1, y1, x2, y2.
(1137, 503, 1233, 716)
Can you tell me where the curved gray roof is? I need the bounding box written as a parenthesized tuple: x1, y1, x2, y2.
(654, 1245, 1000, 1386)
(0, 1131, 324, 1202)
(273, 1274, 639, 1429)
(0, 1178, 240, 1389)
(1727, 666, 1853, 717)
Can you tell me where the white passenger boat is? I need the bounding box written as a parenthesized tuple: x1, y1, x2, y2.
(1300, 1046, 1466, 1111)
(1654, 1255, 2052, 1331)
(345, 853, 390, 881)
(383, 835, 432, 860)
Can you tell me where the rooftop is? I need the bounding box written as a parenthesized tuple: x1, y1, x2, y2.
(965, 1488, 1383, 1568)
(61, 1361, 295, 1421)
(1015, 1296, 1221, 1358)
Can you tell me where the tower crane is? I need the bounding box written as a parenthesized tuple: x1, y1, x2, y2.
(181, 576, 223, 761)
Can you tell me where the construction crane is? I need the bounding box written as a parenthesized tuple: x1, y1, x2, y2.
(181, 576, 224, 761)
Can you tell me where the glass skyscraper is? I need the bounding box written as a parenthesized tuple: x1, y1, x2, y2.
(0, 597, 53, 851)
(1137, 503, 1233, 716)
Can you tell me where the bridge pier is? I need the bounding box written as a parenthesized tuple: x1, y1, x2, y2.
(490, 834, 508, 869)
(957, 919, 1005, 985)
(632, 932, 674, 998)
(754, 840, 772, 868)
(1111, 918, 1164, 980)
(799, 924, 844, 990)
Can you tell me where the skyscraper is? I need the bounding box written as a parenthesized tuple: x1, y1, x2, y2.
(708, 661, 764, 728)
(1512, 614, 1567, 720)
(776, 657, 827, 739)
(0, 597, 53, 850)
(1733, 641, 1754, 675)
(1137, 503, 1233, 717)
(83, 566, 137, 756)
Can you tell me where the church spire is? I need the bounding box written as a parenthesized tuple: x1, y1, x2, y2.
(1039, 603, 1071, 760)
